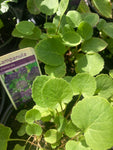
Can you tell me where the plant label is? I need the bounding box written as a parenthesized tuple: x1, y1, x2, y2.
(0, 47, 41, 109)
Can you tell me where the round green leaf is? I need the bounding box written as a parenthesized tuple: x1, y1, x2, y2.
(102, 23, 113, 39)
(40, 0, 58, 15)
(24, 26, 41, 40)
(44, 22, 57, 34)
(45, 63, 66, 78)
(81, 37, 108, 54)
(19, 39, 37, 49)
(51, 141, 60, 149)
(13, 144, 25, 150)
(32, 75, 51, 107)
(109, 69, 113, 78)
(66, 10, 82, 28)
(12, 28, 25, 38)
(0, 124, 12, 140)
(105, 37, 113, 54)
(25, 109, 41, 124)
(16, 109, 27, 123)
(60, 24, 75, 35)
(97, 19, 106, 31)
(44, 129, 62, 144)
(57, 0, 69, 18)
(76, 53, 104, 76)
(65, 121, 79, 138)
(17, 124, 27, 136)
(62, 31, 82, 47)
(35, 37, 66, 66)
(95, 74, 113, 99)
(0, 124, 12, 150)
(42, 78, 73, 108)
(82, 13, 99, 27)
(92, 0, 112, 18)
(77, 21, 93, 40)
(0, 141, 8, 150)
(77, 0, 90, 13)
(12, 26, 41, 40)
(16, 21, 35, 35)
(71, 96, 113, 150)
(26, 123, 42, 136)
(33, 105, 51, 119)
(63, 76, 72, 82)
(71, 73, 96, 97)
(27, 0, 41, 15)
(66, 140, 91, 150)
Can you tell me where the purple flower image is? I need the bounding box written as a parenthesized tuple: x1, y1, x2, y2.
(5, 74, 12, 84)
(18, 66, 27, 75)
(12, 92, 21, 101)
(21, 88, 32, 98)
(31, 66, 40, 75)
(16, 80, 28, 90)
(10, 71, 19, 79)
(5, 71, 18, 84)
(3, 61, 40, 107)
(27, 66, 40, 81)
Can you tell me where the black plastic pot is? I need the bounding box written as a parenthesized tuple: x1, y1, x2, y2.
(0, 103, 13, 125)
(0, 0, 27, 56)
(0, 96, 35, 125)
(0, 7, 19, 56)
(0, 85, 16, 124)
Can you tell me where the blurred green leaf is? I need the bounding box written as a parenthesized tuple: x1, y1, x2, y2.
(71, 96, 113, 150)
(16, 109, 27, 123)
(76, 53, 104, 76)
(26, 123, 42, 136)
(77, 21, 93, 40)
(66, 10, 82, 28)
(25, 109, 41, 124)
(71, 73, 96, 97)
(81, 37, 108, 54)
(42, 77, 73, 108)
(92, 0, 112, 18)
(45, 63, 66, 78)
(44, 129, 62, 144)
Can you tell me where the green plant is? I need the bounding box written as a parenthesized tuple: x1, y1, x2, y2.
(1, 0, 113, 150)
(0, 0, 18, 14)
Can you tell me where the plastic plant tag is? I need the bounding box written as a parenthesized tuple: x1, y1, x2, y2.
(0, 47, 41, 109)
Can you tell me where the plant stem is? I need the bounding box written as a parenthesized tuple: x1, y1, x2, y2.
(57, 131, 82, 149)
(56, 108, 60, 116)
(28, 136, 36, 150)
(60, 102, 64, 116)
(8, 138, 26, 142)
(56, 17, 62, 34)
(71, 131, 81, 141)
(26, 135, 33, 145)
(8, 138, 38, 147)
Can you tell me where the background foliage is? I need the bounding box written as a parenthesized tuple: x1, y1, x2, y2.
(1, 0, 113, 150)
